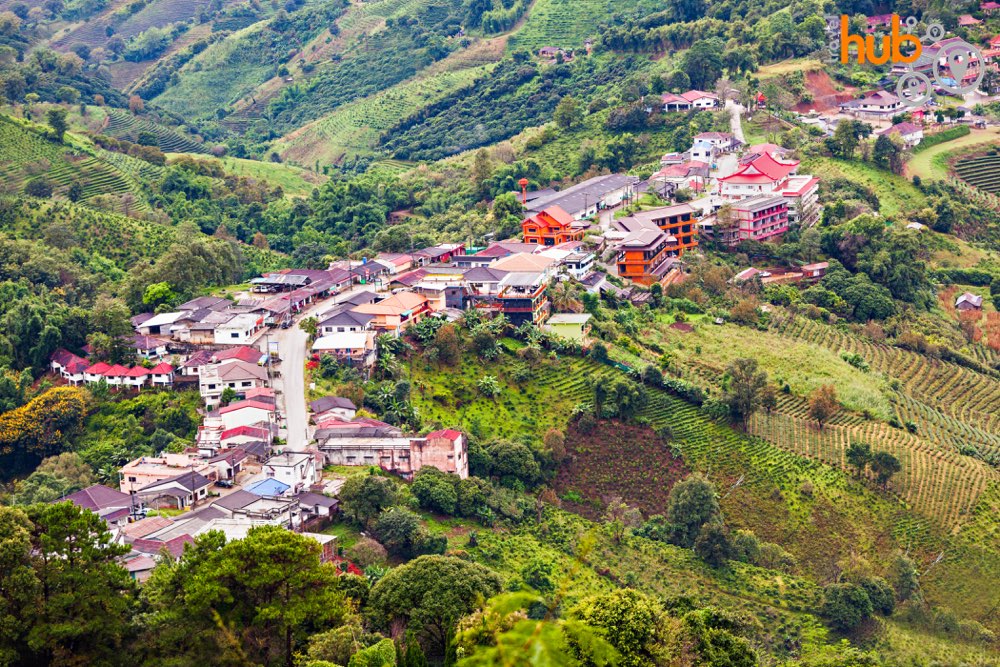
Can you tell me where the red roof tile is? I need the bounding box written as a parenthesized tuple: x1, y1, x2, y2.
(85, 362, 111, 375)
(426, 429, 462, 441)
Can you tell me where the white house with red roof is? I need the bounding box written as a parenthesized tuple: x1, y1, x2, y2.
(149, 362, 175, 387)
(720, 152, 820, 227)
(983, 2, 1000, 14)
(877, 121, 924, 148)
(839, 90, 903, 118)
(122, 366, 150, 390)
(661, 90, 719, 112)
(219, 399, 276, 430)
(719, 152, 800, 200)
(50, 349, 89, 385)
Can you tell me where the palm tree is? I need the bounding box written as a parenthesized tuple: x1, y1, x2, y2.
(549, 281, 583, 313)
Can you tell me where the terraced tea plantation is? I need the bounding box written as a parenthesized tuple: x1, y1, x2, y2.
(104, 109, 206, 153)
(955, 153, 1000, 194)
(0, 116, 150, 208)
(277, 64, 492, 164)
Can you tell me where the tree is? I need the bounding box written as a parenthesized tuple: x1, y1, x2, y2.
(348, 638, 396, 667)
(873, 134, 903, 174)
(347, 537, 388, 568)
(870, 451, 901, 488)
(761, 385, 777, 415)
(694, 522, 733, 568)
(433, 324, 461, 366)
(808, 384, 838, 429)
(142, 281, 177, 308)
(0, 506, 37, 666)
(571, 589, 669, 667)
(67, 181, 83, 202)
(12, 452, 93, 504)
(822, 583, 872, 631)
(300, 316, 319, 339)
(90, 295, 134, 364)
(724, 358, 769, 429)
(25, 178, 53, 198)
(21, 502, 134, 665)
(554, 95, 582, 130)
(373, 508, 429, 558)
(845, 442, 871, 478)
(411, 467, 459, 515)
(219, 387, 238, 406)
(45, 107, 68, 143)
(470, 149, 493, 200)
(486, 440, 540, 488)
(339, 474, 399, 527)
(141, 526, 346, 667)
(128, 94, 144, 113)
(684, 39, 725, 90)
(602, 496, 643, 544)
(666, 474, 720, 548)
(366, 556, 503, 657)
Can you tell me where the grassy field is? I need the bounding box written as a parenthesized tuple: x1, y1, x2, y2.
(646, 317, 892, 417)
(906, 129, 1000, 182)
(756, 57, 824, 78)
(802, 156, 927, 217)
(215, 155, 326, 196)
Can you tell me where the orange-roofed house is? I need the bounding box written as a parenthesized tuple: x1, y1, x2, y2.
(521, 206, 585, 246)
(351, 291, 432, 335)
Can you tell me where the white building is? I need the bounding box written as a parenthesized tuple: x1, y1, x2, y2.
(263, 452, 319, 495)
(214, 313, 264, 345)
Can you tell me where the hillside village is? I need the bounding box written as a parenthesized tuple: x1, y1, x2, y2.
(6, 0, 1000, 664)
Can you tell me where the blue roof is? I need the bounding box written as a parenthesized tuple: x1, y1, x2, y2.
(246, 478, 290, 496)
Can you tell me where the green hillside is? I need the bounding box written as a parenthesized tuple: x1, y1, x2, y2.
(0, 115, 152, 209)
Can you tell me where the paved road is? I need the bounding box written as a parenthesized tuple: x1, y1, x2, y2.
(263, 286, 372, 452)
(727, 99, 746, 144)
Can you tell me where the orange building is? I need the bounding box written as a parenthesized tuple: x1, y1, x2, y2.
(521, 206, 585, 246)
(618, 204, 698, 254)
(614, 223, 679, 286)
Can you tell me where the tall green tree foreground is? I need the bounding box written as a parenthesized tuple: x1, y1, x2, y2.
(366, 556, 503, 658)
(140, 526, 347, 667)
(0, 503, 134, 667)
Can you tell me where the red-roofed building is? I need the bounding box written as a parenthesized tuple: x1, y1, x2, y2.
(983, 2, 1000, 14)
(959, 14, 982, 26)
(103, 364, 132, 387)
(132, 534, 194, 559)
(661, 90, 719, 111)
(150, 362, 175, 387)
(51, 349, 89, 385)
(417, 429, 468, 478)
(219, 400, 275, 430)
(61, 484, 135, 525)
(522, 206, 586, 246)
(212, 346, 264, 365)
(123, 365, 150, 390)
(221, 424, 273, 446)
(719, 152, 800, 200)
(84, 361, 111, 384)
(877, 121, 924, 148)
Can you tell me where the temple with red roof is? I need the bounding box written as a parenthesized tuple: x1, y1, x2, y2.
(720, 151, 820, 227)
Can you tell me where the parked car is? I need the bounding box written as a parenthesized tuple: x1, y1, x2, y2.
(215, 479, 234, 488)
(280, 321, 291, 329)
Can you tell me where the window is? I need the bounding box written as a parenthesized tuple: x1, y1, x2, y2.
(128, 476, 136, 482)
(231, 333, 239, 339)
(207, 384, 217, 390)
(242, 381, 252, 387)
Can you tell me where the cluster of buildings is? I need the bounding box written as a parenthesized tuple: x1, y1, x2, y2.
(59, 478, 339, 581)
